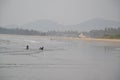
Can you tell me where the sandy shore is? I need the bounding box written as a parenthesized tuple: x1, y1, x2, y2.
(51, 36, 120, 43)
(0, 34, 120, 43)
(78, 38, 120, 42)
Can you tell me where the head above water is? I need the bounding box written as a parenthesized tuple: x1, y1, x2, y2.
(26, 45, 29, 50)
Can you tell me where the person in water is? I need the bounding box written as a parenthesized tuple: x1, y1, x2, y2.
(39, 46, 44, 50)
(26, 45, 29, 50)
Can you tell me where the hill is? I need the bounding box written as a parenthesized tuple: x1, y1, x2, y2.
(2, 18, 120, 32)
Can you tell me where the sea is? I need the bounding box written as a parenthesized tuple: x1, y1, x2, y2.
(0, 34, 120, 80)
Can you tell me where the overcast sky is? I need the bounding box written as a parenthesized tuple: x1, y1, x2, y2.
(0, 0, 120, 25)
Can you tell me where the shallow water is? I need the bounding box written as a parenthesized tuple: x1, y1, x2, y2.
(0, 34, 120, 80)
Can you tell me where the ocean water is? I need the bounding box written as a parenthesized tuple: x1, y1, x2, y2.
(0, 34, 120, 80)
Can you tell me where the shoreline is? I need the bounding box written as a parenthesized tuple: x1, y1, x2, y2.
(0, 34, 120, 42)
(53, 36, 120, 42)
(78, 37, 120, 42)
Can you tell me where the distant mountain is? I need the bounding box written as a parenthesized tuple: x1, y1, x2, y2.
(72, 18, 120, 31)
(3, 19, 120, 32)
(21, 19, 66, 31)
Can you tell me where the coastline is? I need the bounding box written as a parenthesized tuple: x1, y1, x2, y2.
(54, 36, 120, 43)
(79, 37, 120, 42)
(0, 34, 120, 42)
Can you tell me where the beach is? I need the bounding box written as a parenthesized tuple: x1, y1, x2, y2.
(0, 34, 120, 80)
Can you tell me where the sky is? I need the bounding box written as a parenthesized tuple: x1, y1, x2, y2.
(0, 0, 120, 26)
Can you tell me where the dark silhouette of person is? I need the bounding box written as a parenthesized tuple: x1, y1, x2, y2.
(39, 46, 44, 50)
(26, 45, 29, 50)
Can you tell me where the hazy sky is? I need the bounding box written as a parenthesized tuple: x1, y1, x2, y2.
(0, 0, 120, 25)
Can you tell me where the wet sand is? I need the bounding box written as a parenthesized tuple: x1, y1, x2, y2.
(48, 36, 120, 43)
(79, 38, 120, 42)
(0, 34, 120, 80)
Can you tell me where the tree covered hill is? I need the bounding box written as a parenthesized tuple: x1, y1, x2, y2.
(87, 27, 120, 39)
(3, 19, 120, 32)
